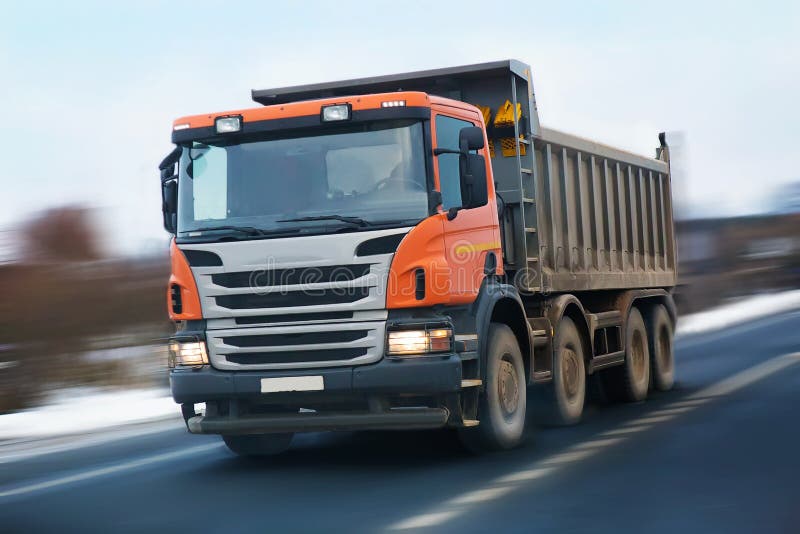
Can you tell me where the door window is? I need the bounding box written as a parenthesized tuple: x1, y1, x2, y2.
(435, 115, 474, 210)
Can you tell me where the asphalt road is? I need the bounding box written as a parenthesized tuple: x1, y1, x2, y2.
(1, 309, 799, 533)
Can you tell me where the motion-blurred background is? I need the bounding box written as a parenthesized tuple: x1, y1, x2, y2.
(1, 1, 798, 414)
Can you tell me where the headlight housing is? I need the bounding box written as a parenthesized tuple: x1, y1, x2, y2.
(387, 325, 453, 356)
(168, 337, 209, 368)
(321, 104, 351, 122)
(215, 115, 242, 133)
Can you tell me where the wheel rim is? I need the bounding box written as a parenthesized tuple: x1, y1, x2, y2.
(498, 354, 519, 420)
(561, 347, 580, 401)
(631, 329, 646, 381)
(658, 325, 672, 372)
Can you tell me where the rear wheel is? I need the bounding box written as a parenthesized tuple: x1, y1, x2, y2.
(648, 305, 675, 391)
(459, 323, 526, 452)
(532, 316, 586, 425)
(602, 307, 650, 402)
(222, 433, 294, 457)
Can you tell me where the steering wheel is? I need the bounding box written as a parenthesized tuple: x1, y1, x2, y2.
(372, 176, 427, 192)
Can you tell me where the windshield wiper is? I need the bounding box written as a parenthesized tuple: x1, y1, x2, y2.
(277, 215, 372, 227)
(188, 225, 271, 236)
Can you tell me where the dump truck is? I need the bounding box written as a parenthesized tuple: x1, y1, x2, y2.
(159, 59, 677, 456)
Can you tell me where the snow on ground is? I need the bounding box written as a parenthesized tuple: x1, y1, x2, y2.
(0, 388, 180, 441)
(1, 289, 799, 442)
(676, 290, 800, 337)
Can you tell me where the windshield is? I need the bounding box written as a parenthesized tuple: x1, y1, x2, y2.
(177, 120, 428, 237)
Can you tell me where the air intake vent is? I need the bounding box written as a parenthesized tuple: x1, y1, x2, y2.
(182, 250, 223, 267)
(224, 348, 368, 365)
(415, 268, 425, 300)
(170, 284, 183, 314)
(222, 330, 369, 347)
(215, 287, 370, 309)
(234, 311, 353, 325)
(212, 264, 371, 289)
(355, 233, 406, 256)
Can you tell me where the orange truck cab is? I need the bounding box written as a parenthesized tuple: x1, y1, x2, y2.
(159, 60, 677, 456)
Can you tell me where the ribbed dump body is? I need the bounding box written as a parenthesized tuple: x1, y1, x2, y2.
(531, 128, 676, 292)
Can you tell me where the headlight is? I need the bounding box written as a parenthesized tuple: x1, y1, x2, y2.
(168, 339, 209, 368)
(215, 115, 241, 133)
(321, 104, 351, 122)
(387, 327, 453, 356)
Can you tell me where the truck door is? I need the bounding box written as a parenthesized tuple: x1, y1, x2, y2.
(432, 108, 500, 304)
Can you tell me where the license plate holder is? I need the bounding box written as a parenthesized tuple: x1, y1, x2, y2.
(260, 376, 324, 393)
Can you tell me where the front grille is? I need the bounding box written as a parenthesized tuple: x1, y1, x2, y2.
(234, 311, 354, 325)
(206, 320, 385, 370)
(212, 264, 372, 289)
(222, 330, 369, 347)
(224, 348, 368, 365)
(215, 287, 370, 309)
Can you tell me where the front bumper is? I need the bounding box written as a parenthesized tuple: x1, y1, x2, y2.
(187, 407, 450, 434)
(171, 354, 462, 403)
(171, 354, 462, 434)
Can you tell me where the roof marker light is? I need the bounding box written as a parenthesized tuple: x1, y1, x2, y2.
(381, 100, 407, 108)
(173, 123, 191, 131)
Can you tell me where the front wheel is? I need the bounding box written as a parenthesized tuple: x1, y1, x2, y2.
(222, 433, 294, 457)
(459, 323, 527, 453)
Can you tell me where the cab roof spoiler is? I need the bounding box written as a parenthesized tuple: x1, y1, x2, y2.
(251, 59, 531, 106)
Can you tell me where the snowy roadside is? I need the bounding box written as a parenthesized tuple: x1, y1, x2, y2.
(676, 289, 800, 337)
(1, 289, 799, 444)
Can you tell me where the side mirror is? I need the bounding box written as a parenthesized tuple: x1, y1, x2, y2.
(459, 153, 488, 209)
(162, 180, 178, 234)
(459, 126, 485, 152)
(159, 147, 182, 234)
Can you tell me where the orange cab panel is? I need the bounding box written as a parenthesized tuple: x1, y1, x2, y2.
(167, 240, 202, 321)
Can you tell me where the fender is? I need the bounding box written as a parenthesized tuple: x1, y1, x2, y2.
(544, 293, 592, 368)
(471, 278, 532, 385)
(545, 294, 586, 330)
(613, 288, 672, 326)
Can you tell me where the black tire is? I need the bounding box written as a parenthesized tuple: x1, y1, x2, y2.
(648, 305, 675, 391)
(459, 323, 526, 452)
(222, 433, 294, 457)
(601, 307, 650, 402)
(532, 316, 586, 425)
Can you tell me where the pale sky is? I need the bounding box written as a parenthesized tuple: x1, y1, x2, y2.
(1, 0, 798, 255)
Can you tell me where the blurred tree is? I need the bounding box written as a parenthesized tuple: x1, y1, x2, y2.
(21, 206, 102, 262)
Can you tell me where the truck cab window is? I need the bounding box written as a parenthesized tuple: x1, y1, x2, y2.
(188, 145, 228, 220)
(435, 115, 474, 210)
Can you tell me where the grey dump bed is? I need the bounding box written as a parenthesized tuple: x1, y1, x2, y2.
(252, 60, 677, 293)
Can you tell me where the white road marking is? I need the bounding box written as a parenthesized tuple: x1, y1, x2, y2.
(391, 511, 460, 530)
(539, 448, 597, 465)
(666, 398, 710, 408)
(449, 486, 515, 505)
(0, 442, 222, 500)
(690, 352, 800, 399)
(572, 437, 624, 450)
(647, 406, 695, 417)
(495, 467, 556, 484)
(389, 352, 800, 531)
(600, 424, 653, 437)
(625, 414, 677, 425)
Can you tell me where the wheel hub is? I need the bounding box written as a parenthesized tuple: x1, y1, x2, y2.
(658, 326, 672, 371)
(498, 357, 519, 417)
(631, 330, 645, 379)
(562, 348, 580, 398)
